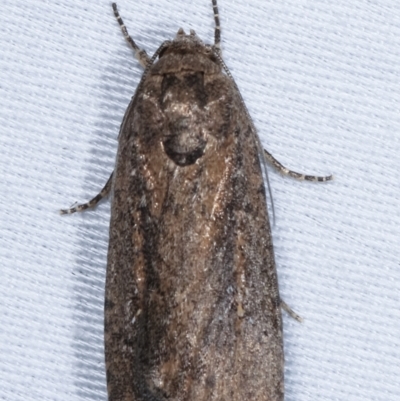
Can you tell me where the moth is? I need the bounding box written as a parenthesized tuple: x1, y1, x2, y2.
(61, 1, 332, 400)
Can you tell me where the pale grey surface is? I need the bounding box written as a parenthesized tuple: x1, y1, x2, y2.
(1, 1, 399, 400)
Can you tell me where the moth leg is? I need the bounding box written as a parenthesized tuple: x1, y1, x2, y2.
(264, 149, 333, 182)
(60, 172, 113, 215)
(112, 3, 150, 68)
(212, 0, 222, 53)
(280, 299, 303, 323)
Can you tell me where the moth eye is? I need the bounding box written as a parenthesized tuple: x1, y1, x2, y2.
(208, 53, 218, 63)
(158, 46, 170, 59)
(203, 47, 217, 64)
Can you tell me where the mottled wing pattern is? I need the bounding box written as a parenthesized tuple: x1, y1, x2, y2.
(105, 37, 283, 401)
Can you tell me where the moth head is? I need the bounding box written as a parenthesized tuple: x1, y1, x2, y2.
(154, 28, 220, 74)
(176, 28, 196, 38)
(172, 28, 206, 46)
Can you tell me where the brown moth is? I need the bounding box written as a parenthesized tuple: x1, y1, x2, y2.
(61, 1, 332, 400)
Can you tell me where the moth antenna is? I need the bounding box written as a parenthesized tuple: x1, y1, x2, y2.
(212, 0, 221, 52)
(112, 3, 150, 67)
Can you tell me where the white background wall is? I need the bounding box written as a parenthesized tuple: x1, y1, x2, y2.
(1, 1, 399, 400)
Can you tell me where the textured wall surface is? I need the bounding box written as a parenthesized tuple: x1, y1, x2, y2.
(1, 1, 399, 400)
